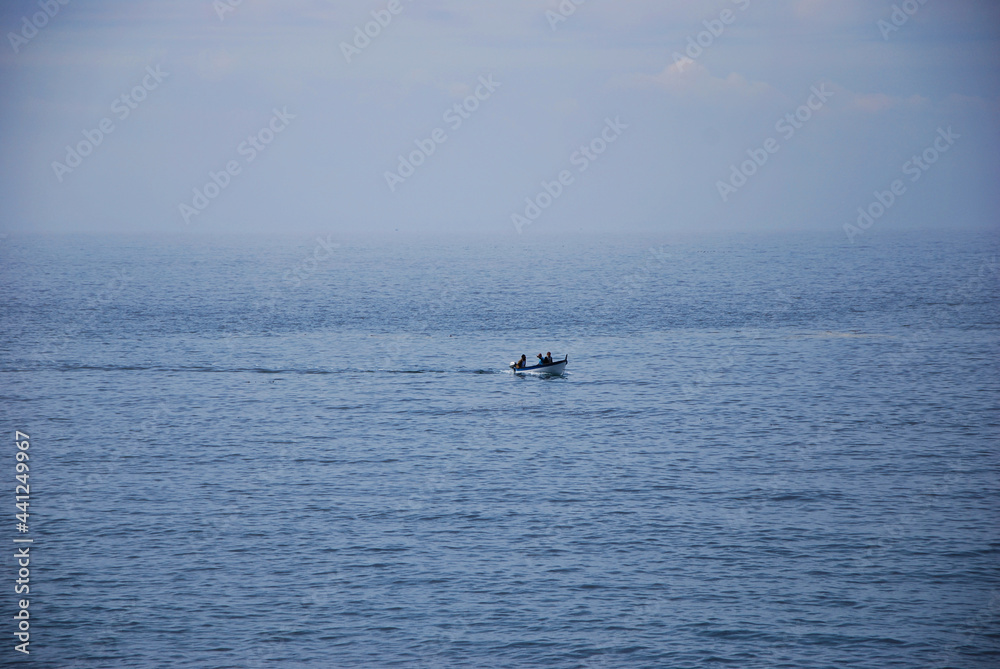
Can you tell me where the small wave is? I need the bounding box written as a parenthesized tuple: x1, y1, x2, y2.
(791, 331, 891, 339)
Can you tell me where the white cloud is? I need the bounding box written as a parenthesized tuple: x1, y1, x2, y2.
(620, 59, 779, 102)
(849, 92, 928, 113)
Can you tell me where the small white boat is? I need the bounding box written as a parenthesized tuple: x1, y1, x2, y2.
(509, 356, 568, 375)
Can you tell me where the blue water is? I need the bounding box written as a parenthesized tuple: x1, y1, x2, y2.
(1, 231, 998, 668)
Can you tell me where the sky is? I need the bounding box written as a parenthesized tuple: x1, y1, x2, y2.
(0, 0, 998, 238)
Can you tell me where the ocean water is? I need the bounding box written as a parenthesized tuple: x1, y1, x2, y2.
(1, 231, 998, 668)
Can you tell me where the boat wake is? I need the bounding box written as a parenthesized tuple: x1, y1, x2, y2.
(3, 363, 511, 376)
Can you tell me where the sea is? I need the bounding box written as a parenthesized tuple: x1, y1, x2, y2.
(1, 230, 998, 668)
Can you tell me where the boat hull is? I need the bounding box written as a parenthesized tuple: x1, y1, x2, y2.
(510, 358, 568, 375)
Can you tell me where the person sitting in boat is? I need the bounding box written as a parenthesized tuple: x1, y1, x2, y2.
(536, 354, 544, 366)
(516, 354, 527, 369)
(543, 352, 553, 364)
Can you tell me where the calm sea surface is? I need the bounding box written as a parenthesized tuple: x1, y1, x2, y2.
(1, 231, 998, 668)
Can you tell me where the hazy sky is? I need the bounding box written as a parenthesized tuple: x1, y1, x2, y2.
(1, 0, 998, 237)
